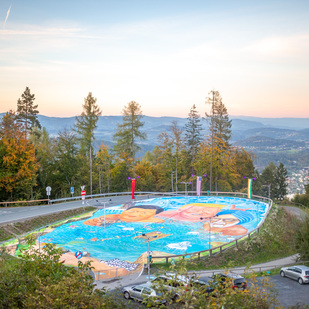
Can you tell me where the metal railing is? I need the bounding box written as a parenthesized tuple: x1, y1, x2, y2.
(193, 259, 307, 277)
(92, 263, 144, 281)
(49, 190, 271, 204)
(1, 191, 271, 206)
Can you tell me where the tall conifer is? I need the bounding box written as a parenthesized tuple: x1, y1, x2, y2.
(113, 101, 146, 177)
(16, 87, 41, 137)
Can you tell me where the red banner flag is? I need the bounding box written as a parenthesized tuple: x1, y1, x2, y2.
(131, 178, 135, 200)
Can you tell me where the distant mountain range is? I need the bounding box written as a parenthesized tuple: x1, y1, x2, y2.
(1, 113, 308, 170)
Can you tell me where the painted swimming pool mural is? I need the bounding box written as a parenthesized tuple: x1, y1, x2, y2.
(39, 196, 269, 268)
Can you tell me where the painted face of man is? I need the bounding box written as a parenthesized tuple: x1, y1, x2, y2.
(210, 214, 240, 228)
(178, 206, 220, 220)
(119, 208, 157, 222)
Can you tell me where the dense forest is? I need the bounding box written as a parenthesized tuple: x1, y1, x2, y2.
(0, 87, 288, 202)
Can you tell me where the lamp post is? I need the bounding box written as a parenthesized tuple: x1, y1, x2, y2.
(103, 201, 107, 228)
(142, 233, 152, 279)
(175, 156, 178, 194)
(200, 216, 218, 251)
(171, 171, 175, 192)
(180, 181, 191, 195)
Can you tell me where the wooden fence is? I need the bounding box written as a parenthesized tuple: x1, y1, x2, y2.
(0, 199, 50, 207)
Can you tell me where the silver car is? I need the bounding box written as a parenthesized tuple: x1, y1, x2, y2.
(146, 272, 213, 300)
(123, 284, 166, 304)
(280, 265, 309, 285)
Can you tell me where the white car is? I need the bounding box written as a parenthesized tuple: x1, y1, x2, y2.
(280, 265, 309, 285)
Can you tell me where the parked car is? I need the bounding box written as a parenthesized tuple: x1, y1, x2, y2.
(210, 272, 247, 290)
(280, 265, 309, 285)
(190, 278, 215, 296)
(146, 272, 214, 300)
(122, 284, 166, 305)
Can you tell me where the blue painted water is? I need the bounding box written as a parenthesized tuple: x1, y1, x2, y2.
(40, 196, 268, 262)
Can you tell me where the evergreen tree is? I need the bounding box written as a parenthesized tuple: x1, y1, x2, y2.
(29, 127, 56, 199)
(206, 90, 232, 148)
(16, 87, 41, 137)
(75, 92, 101, 156)
(274, 162, 288, 200)
(74, 92, 101, 195)
(259, 162, 277, 199)
(185, 104, 202, 175)
(113, 101, 146, 178)
(54, 129, 80, 195)
(205, 90, 232, 190)
(156, 132, 174, 191)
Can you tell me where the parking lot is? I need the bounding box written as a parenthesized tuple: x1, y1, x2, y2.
(113, 274, 309, 308)
(269, 274, 309, 308)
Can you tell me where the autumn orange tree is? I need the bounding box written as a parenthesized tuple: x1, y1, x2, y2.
(0, 111, 38, 201)
(194, 137, 239, 192)
(96, 143, 113, 193)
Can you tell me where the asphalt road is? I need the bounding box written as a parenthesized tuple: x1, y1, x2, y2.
(0, 194, 157, 225)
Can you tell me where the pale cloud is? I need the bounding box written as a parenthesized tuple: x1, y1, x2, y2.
(0, 25, 84, 37)
(244, 34, 309, 59)
(3, 5, 11, 28)
(1, 2, 309, 118)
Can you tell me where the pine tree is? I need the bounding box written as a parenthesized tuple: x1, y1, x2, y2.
(205, 90, 232, 191)
(75, 92, 101, 156)
(16, 87, 41, 137)
(259, 162, 277, 199)
(206, 90, 232, 148)
(74, 92, 101, 195)
(54, 130, 80, 191)
(274, 162, 288, 200)
(113, 101, 146, 178)
(29, 127, 56, 198)
(185, 104, 202, 174)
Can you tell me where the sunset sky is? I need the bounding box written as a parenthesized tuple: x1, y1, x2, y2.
(1, 0, 309, 118)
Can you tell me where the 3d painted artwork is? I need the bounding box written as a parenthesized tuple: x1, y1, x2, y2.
(39, 196, 269, 272)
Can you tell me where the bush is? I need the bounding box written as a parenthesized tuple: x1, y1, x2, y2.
(295, 214, 309, 261)
(293, 194, 309, 208)
(0, 239, 123, 308)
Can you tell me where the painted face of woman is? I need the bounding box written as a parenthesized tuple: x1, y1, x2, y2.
(210, 214, 240, 228)
(119, 208, 157, 222)
(178, 206, 220, 220)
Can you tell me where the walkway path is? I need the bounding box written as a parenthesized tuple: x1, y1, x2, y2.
(0, 194, 151, 225)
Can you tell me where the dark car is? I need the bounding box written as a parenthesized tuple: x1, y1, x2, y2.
(191, 278, 215, 296)
(210, 273, 247, 290)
